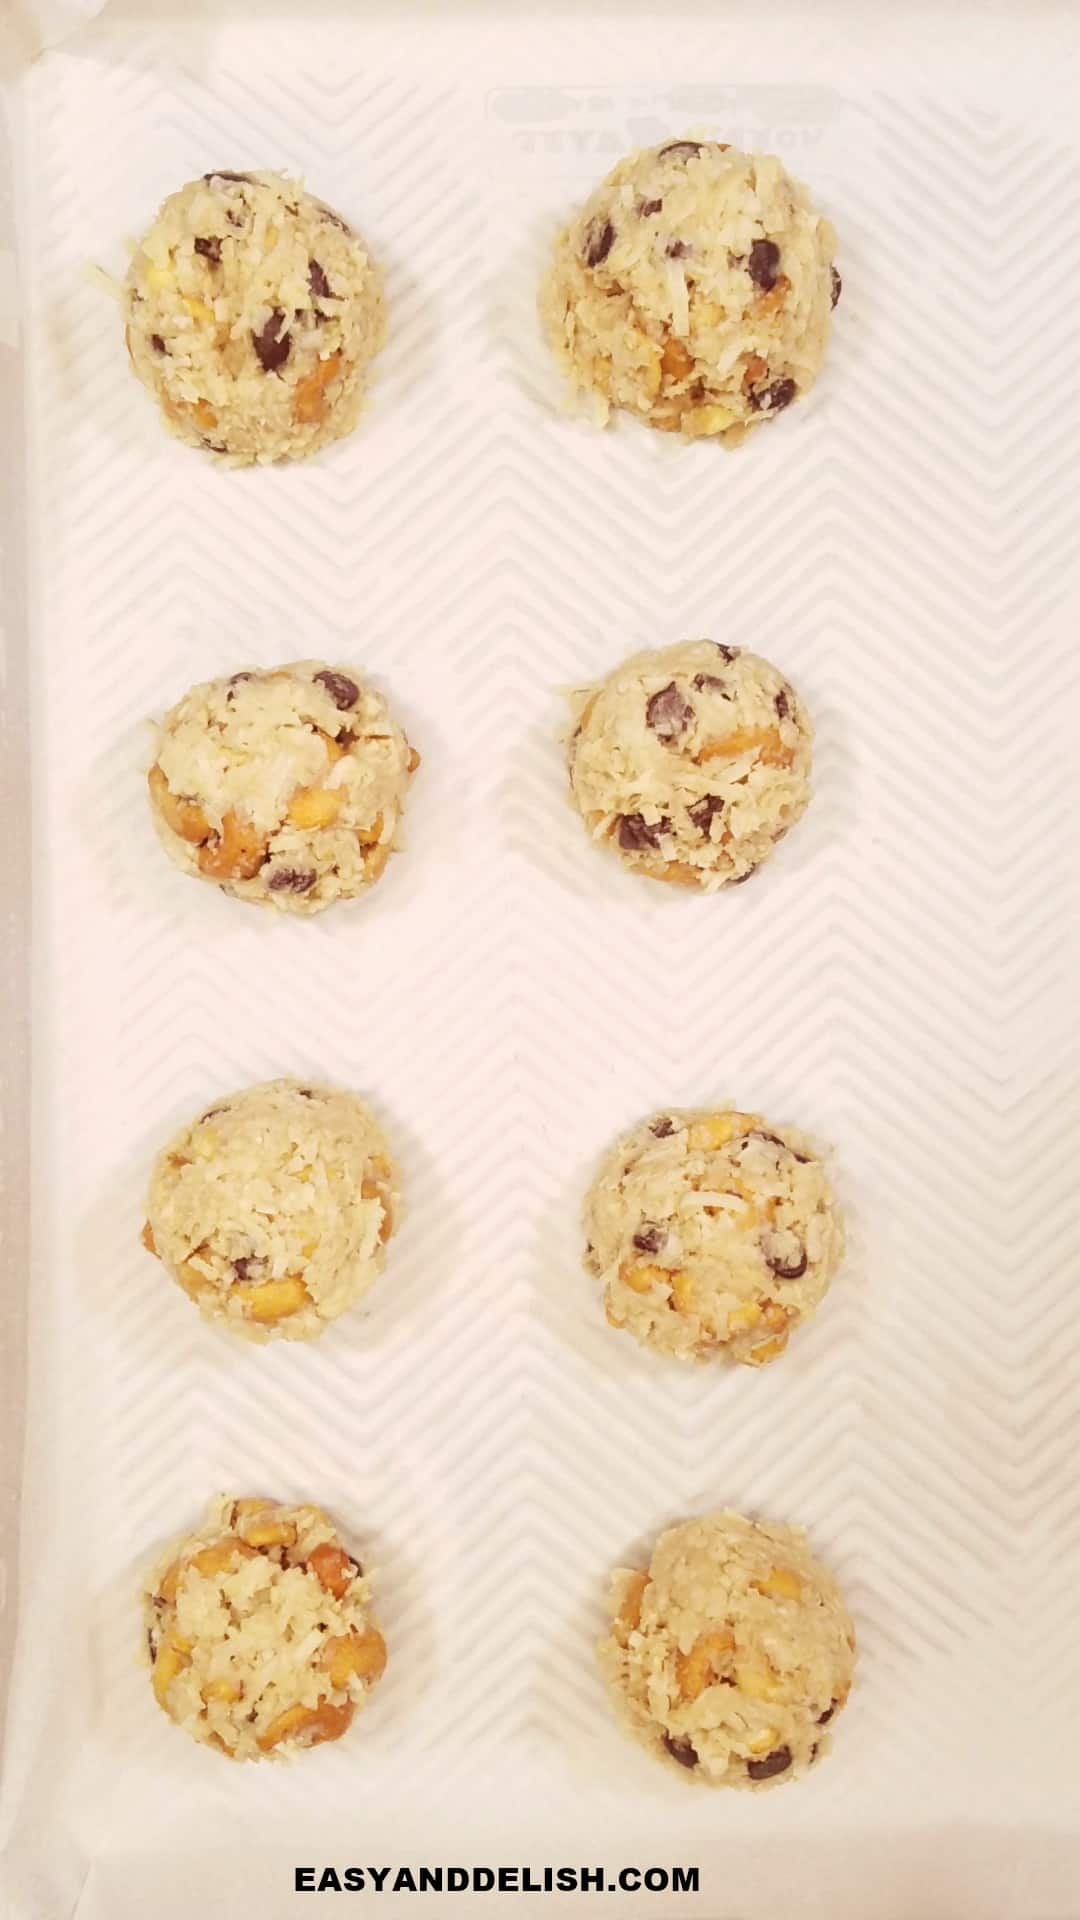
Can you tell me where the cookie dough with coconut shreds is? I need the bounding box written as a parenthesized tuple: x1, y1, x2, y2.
(541, 139, 839, 442)
(144, 1494, 387, 1760)
(124, 170, 385, 463)
(143, 1080, 398, 1343)
(148, 661, 418, 914)
(599, 1511, 856, 1787)
(584, 1108, 842, 1365)
(568, 642, 811, 890)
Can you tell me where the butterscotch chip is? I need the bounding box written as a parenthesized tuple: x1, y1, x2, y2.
(144, 1079, 399, 1343)
(599, 1512, 855, 1788)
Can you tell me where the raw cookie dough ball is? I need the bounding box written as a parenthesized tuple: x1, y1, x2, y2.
(584, 1108, 843, 1365)
(144, 1494, 387, 1760)
(144, 1080, 398, 1342)
(124, 170, 385, 463)
(541, 140, 839, 442)
(568, 642, 811, 890)
(148, 661, 417, 913)
(598, 1511, 856, 1787)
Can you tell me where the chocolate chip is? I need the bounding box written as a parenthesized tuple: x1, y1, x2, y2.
(226, 672, 253, 698)
(150, 333, 167, 354)
(666, 239, 690, 259)
(747, 1745, 792, 1782)
(297, 1088, 315, 1099)
(713, 643, 738, 663)
(750, 377, 797, 414)
(663, 1734, 699, 1769)
(692, 673, 730, 696)
(632, 1223, 666, 1254)
(775, 688, 791, 721)
(658, 140, 703, 160)
(314, 669, 359, 711)
(747, 238, 781, 290)
(617, 812, 668, 852)
(252, 309, 291, 373)
(645, 682, 694, 743)
(583, 218, 615, 268)
(831, 266, 842, 308)
(816, 1702, 836, 1726)
(269, 868, 317, 894)
(687, 794, 724, 835)
(308, 258, 332, 300)
(651, 1117, 675, 1138)
(765, 1241, 808, 1282)
(203, 169, 252, 184)
(232, 1257, 261, 1284)
(194, 236, 221, 266)
(640, 197, 663, 216)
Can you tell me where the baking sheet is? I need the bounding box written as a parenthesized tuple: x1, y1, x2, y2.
(2, 2, 1080, 1914)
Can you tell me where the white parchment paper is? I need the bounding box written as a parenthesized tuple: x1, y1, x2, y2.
(2, 3, 1080, 1916)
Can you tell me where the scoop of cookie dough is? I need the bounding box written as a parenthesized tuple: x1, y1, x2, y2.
(144, 1494, 387, 1760)
(148, 661, 417, 913)
(541, 140, 839, 442)
(124, 170, 385, 463)
(144, 1080, 398, 1342)
(599, 1511, 855, 1787)
(568, 642, 811, 890)
(584, 1108, 842, 1364)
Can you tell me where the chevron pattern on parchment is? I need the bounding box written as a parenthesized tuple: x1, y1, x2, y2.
(2, 20, 1080, 1920)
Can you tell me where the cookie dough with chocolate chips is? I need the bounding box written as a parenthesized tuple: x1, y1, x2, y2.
(599, 1511, 856, 1787)
(144, 1494, 387, 1760)
(148, 661, 417, 914)
(568, 641, 811, 890)
(124, 171, 385, 463)
(144, 1080, 398, 1342)
(584, 1108, 843, 1365)
(541, 140, 839, 442)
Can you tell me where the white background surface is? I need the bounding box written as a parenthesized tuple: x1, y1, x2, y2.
(2, 3, 1080, 1915)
